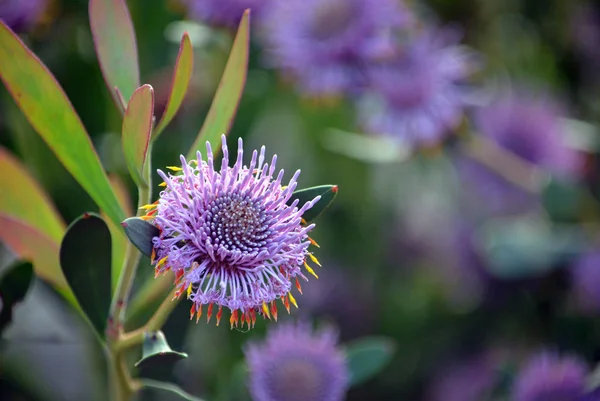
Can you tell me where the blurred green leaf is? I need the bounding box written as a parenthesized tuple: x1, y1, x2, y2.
(345, 337, 396, 387)
(135, 330, 188, 369)
(153, 32, 194, 140)
(122, 84, 154, 186)
(89, 0, 140, 109)
(0, 147, 65, 242)
(0, 260, 33, 333)
(106, 175, 133, 291)
(541, 176, 584, 222)
(122, 217, 159, 258)
(136, 379, 203, 401)
(59, 213, 112, 336)
(288, 185, 338, 223)
(126, 275, 171, 330)
(0, 214, 76, 306)
(0, 22, 125, 227)
(187, 9, 250, 159)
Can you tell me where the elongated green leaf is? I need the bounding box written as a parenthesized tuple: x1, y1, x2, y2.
(106, 175, 133, 291)
(0, 22, 125, 227)
(59, 213, 112, 336)
(122, 84, 154, 186)
(288, 185, 338, 223)
(136, 380, 204, 401)
(122, 217, 159, 258)
(89, 0, 140, 107)
(153, 33, 193, 140)
(0, 260, 34, 333)
(345, 337, 396, 386)
(135, 331, 188, 369)
(187, 10, 250, 159)
(0, 147, 65, 242)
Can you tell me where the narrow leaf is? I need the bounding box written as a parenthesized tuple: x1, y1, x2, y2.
(105, 175, 133, 291)
(122, 84, 154, 186)
(137, 380, 204, 401)
(89, 0, 140, 107)
(345, 337, 396, 386)
(122, 217, 159, 258)
(59, 213, 112, 336)
(287, 185, 338, 223)
(0, 22, 125, 227)
(0, 260, 34, 333)
(186, 10, 250, 159)
(0, 214, 76, 305)
(135, 331, 188, 369)
(153, 32, 193, 140)
(0, 147, 65, 242)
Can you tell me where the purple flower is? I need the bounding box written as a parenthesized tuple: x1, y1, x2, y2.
(182, 0, 266, 28)
(570, 250, 600, 313)
(358, 27, 478, 145)
(512, 351, 589, 401)
(244, 321, 348, 401)
(144, 136, 322, 329)
(261, 0, 410, 96)
(0, 0, 48, 32)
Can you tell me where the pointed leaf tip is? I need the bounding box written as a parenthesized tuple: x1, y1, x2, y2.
(122, 217, 159, 257)
(122, 84, 154, 186)
(135, 330, 188, 369)
(288, 185, 338, 223)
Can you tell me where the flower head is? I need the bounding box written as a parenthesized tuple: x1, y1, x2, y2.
(261, 0, 409, 96)
(359, 27, 478, 145)
(512, 351, 589, 401)
(244, 321, 348, 401)
(144, 136, 322, 329)
(182, 0, 266, 28)
(0, 0, 48, 32)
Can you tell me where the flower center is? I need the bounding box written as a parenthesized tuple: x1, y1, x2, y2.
(269, 358, 325, 401)
(206, 193, 270, 254)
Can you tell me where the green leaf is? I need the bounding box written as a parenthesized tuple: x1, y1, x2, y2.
(122, 217, 159, 258)
(0, 214, 76, 306)
(287, 185, 338, 223)
(0, 22, 125, 227)
(0, 260, 34, 333)
(186, 10, 250, 159)
(153, 32, 194, 140)
(59, 213, 112, 336)
(0, 146, 65, 242)
(345, 337, 396, 386)
(89, 0, 140, 108)
(122, 84, 154, 186)
(135, 331, 188, 369)
(136, 380, 204, 401)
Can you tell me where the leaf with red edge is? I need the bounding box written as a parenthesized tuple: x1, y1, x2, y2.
(186, 10, 250, 159)
(0, 147, 65, 242)
(153, 33, 193, 140)
(89, 0, 140, 109)
(122, 84, 154, 186)
(0, 214, 77, 306)
(0, 22, 125, 227)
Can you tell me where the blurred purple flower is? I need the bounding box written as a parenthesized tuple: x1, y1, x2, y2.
(512, 351, 589, 401)
(261, 0, 410, 96)
(570, 249, 600, 313)
(245, 321, 348, 401)
(182, 0, 265, 28)
(358, 27, 478, 145)
(146, 135, 322, 329)
(0, 0, 47, 32)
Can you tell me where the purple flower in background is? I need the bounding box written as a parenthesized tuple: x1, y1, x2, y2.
(182, 0, 266, 28)
(144, 135, 322, 329)
(512, 351, 589, 401)
(359, 27, 478, 145)
(244, 321, 348, 401)
(261, 0, 410, 96)
(570, 250, 600, 313)
(0, 0, 48, 32)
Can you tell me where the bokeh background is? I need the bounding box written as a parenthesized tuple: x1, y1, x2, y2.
(3, 0, 600, 400)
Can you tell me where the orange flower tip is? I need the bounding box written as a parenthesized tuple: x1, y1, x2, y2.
(196, 305, 203, 323)
(288, 292, 298, 308)
(270, 302, 278, 322)
(189, 304, 196, 320)
(150, 249, 156, 263)
(166, 166, 183, 171)
(207, 303, 214, 323)
(308, 237, 321, 248)
(138, 204, 157, 210)
(304, 261, 319, 279)
(159, 182, 167, 187)
(140, 215, 154, 221)
(301, 218, 307, 225)
(262, 302, 271, 320)
(308, 253, 322, 267)
(332, 185, 339, 193)
(295, 278, 303, 294)
(216, 306, 223, 326)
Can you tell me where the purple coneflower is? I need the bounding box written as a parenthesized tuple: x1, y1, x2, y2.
(512, 351, 589, 401)
(359, 27, 478, 145)
(261, 0, 410, 96)
(182, 0, 266, 28)
(244, 321, 348, 401)
(141, 135, 323, 329)
(0, 0, 48, 32)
